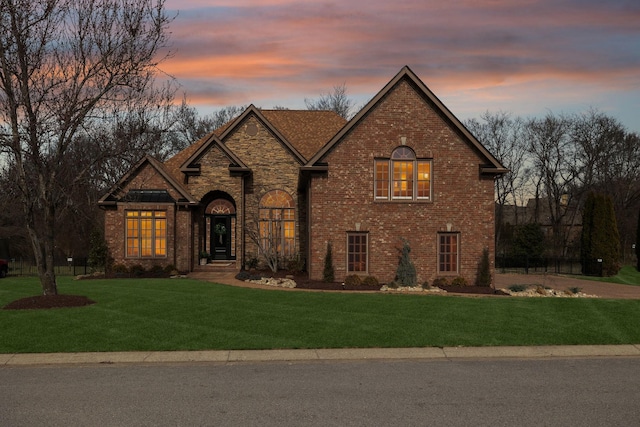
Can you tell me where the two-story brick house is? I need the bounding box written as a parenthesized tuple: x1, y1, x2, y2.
(99, 66, 507, 284)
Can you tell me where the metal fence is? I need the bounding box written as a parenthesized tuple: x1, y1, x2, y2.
(6, 258, 89, 277)
(496, 256, 603, 276)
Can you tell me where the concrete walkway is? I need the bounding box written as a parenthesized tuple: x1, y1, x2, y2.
(2, 345, 640, 366)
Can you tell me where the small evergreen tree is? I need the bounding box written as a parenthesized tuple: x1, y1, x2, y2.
(88, 229, 110, 273)
(512, 223, 545, 260)
(476, 247, 491, 287)
(395, 239, 417, 287)
(581, 192, 621, 276)
(322, 242, 335, 283)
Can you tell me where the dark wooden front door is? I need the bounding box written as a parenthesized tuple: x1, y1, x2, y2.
(210, 215, 231, 260)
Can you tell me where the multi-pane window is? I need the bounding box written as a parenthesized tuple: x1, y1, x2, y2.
(375, 147, 431, 200)
(438, 233, 459, 274)
(126, 211, 166, 258)
(347, 233, 368, 273)
(259, 190, 295, 257)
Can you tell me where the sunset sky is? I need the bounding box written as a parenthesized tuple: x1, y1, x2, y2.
(162, 0, 640, 132)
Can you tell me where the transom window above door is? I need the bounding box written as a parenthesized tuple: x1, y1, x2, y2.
(375, 147, 432, 201)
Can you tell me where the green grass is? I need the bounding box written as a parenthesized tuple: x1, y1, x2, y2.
(1, 276, 640, 353)
(576, 265, 640, 286)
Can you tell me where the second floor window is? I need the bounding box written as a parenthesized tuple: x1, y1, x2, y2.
(375, 147, 431, 201)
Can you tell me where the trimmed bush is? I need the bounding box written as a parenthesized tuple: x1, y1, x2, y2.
(245, 256, 259, 270)
(508, 284, 528, 292)
(287, 256, 305, 274)
(432, 277, 448, 287)
(451, 276, 468, 287)
(111, 264, 129, 277)
(149, 265, 165, 277)
(323, 242, 335, 283)
(476, 247, 491, 287)
(362, 276, 379, 287)
(395, 239, 417, 287)
(235, 271, 251, 281)
(129, 264, 145, 277)
(344, 274, 362, 287)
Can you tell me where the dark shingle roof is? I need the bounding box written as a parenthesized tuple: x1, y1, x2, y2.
(121, 189, 175, 203)
(261, 110, 346, 161)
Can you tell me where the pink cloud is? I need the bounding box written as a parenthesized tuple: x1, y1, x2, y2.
(162, 0, 640, 131)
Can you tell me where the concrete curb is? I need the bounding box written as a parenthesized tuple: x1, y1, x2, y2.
(2, 345, 640, 366)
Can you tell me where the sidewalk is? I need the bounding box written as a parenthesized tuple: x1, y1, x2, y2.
(3, 345, 640, 366)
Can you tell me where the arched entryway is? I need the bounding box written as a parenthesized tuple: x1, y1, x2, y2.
(204, 195, 236, 261)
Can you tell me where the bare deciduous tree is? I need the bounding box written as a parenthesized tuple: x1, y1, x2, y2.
(0, 0, 173, 295)
(466, 111, 527, 251)
(524, 113, 581, 257)
(305, 83, 354, 119)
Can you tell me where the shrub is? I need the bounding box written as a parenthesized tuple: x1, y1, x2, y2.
(362, 276, 379, 287)
(344, 274, 362, 287)
(432, 277, 448, 287)
(149, 265, 165, 277)
(323, 242, 335, 283)
(395, 239, 417, 287)
(245, 256, 259, 270)
(111, 264, 129, 277)
(129, 264, 145, 277)
(581, 192, 621, 277)
(451, 276, 468, 287)
(287, 256, 305, 274)
(88, 229, 110, 272)
(164, 264, 176, 274)
(235, 271, 251, 281)
(568, 287, 582, 294)
(508, 284, 528, 292)
(421, 281, 430, 289)
(476, 247, 491, 287)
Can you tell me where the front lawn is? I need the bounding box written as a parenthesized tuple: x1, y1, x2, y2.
(1, 276, 639, 353)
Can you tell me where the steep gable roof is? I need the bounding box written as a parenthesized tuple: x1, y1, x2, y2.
(98, 155, 198, 206)
(179, 130, 250, 175)
(261, 110, 346, 161)
(305, 66, 508, 175)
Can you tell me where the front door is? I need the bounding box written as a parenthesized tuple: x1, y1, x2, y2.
(210, 215, 232, 260)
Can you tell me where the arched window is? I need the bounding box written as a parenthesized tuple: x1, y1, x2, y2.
(259, 190, 295, 257)
(375, 146, 431, 201)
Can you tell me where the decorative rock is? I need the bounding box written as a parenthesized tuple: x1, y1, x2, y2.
(500, 287, 598, 298)
(380, 285, 447, 294)
(249, 277, 297, 288)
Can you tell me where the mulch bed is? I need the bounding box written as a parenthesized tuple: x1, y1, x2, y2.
(439, 285, 509, 296)
(254, 270, 508, 294)
(2, 295, 96, 310)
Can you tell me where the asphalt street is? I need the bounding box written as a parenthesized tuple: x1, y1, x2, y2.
(2, 356, 640, 426)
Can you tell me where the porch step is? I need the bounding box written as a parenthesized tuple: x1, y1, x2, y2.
(192, 261, 237, 273)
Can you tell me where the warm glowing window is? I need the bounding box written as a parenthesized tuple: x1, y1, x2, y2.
(347, 233, 368, 273)
(438, 233, 459, 274)
(375, 147, 431, 201)
(259, 190, 295, 257)
(126, 211, 166, 258)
